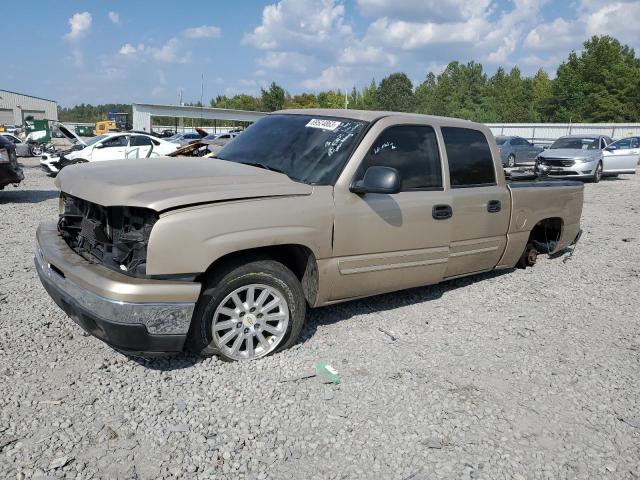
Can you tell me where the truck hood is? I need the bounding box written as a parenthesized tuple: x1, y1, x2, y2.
(55, 158, 313, 212)
(538, 148, 600, 159)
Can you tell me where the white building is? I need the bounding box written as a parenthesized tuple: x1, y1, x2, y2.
(0, 90, 58, 126)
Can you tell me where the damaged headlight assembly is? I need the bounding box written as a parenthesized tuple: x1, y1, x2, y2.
(57, 193, 159, 277)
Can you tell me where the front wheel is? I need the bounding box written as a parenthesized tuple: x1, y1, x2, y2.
(589, 161, 603, 183)
(187, 259, 306, 361)
(506, 154, 516, 168)
(30, 144, 44, 156)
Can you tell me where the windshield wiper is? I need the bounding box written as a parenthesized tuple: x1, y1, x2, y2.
(238, 162, 301, 182)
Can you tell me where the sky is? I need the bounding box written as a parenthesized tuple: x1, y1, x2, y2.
(3, 0, 639, 107)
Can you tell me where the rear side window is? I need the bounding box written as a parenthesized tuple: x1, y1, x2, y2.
(130, 135, 153, 147)
(442, 127, 496, 188)
(356, 125, 442, 191)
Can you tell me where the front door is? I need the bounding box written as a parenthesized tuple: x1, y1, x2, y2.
(92, 135, 128, 161)
(332, 122, 452, 300)
(440, 126, 510, 278)
(604, 137, 639, 172)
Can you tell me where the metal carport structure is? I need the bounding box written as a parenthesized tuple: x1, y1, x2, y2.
(132, 103, 266, 132)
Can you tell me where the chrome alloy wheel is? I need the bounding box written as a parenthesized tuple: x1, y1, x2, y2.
(211, 284, 290, 360)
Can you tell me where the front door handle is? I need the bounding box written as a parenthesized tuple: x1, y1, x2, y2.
(487, 200, 501, 213)
(432, 204, 453, 220)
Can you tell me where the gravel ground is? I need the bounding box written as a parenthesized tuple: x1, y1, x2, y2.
(1, 158, 639, 480)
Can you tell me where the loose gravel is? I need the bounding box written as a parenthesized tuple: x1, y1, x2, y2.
(1, 158, 639, 479)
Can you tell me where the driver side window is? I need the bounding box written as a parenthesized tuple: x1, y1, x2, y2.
(355, 125, 443, 191)
(101, 136, 128, 148)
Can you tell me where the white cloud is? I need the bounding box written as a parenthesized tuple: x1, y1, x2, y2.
(524, 1, 640, 55)
(243, 0, 351, 53)
(356, 0, 491, 23)
(524, 18, 580, 51)
(340, 44, 397, 67)
(303, 66, 352, 90)
(64, 12, 92, 41)
(153, 38, 191, 63)
(108, 11, 120, 24)
(184, 25, 221, 39)
(119, 43, 139, 55)
(257, 51, 311, 73)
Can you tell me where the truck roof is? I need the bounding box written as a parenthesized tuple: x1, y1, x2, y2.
(272, 108, 477, 127)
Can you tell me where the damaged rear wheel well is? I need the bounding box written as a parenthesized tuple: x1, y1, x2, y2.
(197, 245, 319, 306)
(528, 217, 563, 254)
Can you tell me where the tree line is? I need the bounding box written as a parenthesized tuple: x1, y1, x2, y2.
(58, 36, 640, 125)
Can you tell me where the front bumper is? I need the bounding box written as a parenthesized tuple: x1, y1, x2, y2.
(536, 159, 598, 179)
(35, 222, 201, 354)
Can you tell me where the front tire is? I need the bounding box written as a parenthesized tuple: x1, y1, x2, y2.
(589, 161, 603, 183)
(30, 144, 44, 156)
(187, 259, 306, 361)
(506, 154, 516, 168)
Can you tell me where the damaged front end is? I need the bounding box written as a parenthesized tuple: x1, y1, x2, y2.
(57, 193, 158, 277)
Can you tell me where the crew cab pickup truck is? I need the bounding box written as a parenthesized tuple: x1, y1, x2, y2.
(36, 110, 584, 361)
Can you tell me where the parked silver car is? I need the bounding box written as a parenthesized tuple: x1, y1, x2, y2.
(495, 135, 543, 167)
(0, 133, 33, 157)
(535, 134, 612, 183)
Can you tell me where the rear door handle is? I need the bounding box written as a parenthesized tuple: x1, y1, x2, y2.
(487, 200, 501, 213)
(432, 204, 453, 220)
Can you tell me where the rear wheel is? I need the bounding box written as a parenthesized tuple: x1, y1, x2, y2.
(506, 154, 516, 168)
(517, 243, 538, 269)
(187, 259, 306, 361)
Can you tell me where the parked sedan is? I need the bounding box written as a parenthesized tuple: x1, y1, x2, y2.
(167, 131, 205, 147)
(41, 127, 179, 175)
(0, 133, 33, 157)
(603, 136, 639, 175)
(495, 135, 543, 167)
(535, 134, 612, 183)
(0, 135, 24, 189)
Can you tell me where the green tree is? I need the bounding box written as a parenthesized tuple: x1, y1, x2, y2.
(317, 90, 345, 108)
(551, 35, 640, 122)
(483, 67, 532, 122)
(261, 82, 286, 112)
(530, 69, 553, 121)
(414, 72, 438, 115)
(284, 93, 320, 109)
(377, 73, 414, 112)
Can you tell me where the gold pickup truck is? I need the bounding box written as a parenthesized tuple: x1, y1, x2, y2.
(35, 110, 584, 361)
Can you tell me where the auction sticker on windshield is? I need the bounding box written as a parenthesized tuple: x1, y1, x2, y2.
(306, 119, 342, 131)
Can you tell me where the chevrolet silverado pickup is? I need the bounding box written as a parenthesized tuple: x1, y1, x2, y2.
(35, 110, 584, 361)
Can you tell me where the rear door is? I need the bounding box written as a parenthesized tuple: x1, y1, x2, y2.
(441, 127, 510, 278)
(126, 135, 153, 159)
(332, 119, 452, 300)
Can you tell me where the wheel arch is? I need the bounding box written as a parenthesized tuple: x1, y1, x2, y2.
(196, 244, 319, 307)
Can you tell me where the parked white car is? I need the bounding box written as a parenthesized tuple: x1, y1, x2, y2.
(41, 127, 179, 175)
(603, 136, 639, 175)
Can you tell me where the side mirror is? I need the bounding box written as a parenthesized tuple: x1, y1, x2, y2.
(605, 145, 616, 151)
(94, 143, 105, 149)
(350, 166, 401, 195)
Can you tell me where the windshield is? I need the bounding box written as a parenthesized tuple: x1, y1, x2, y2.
(495, 137, 507, 145)
(85, 135, 108, 146)
(216, 114, 368, 184)
(550, 137, 598, 150)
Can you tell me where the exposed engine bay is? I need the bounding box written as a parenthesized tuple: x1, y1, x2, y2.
(57, 193, 158, 277)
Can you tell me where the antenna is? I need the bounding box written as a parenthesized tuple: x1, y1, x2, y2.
(200, 72, 204, 127)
